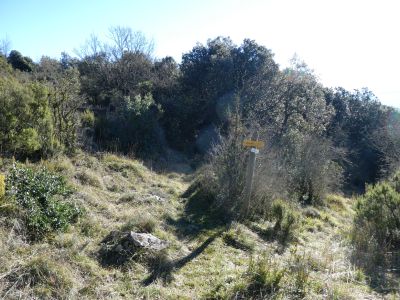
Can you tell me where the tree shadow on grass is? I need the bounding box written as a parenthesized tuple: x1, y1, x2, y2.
(351, 249, 400, 295)
(141, 180, 230, 285)
(166, 181, 229, 241)
(142, 229, 225, 286)
(247, 222, 292, 253)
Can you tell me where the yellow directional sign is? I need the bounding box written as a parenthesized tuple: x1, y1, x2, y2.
(242, 139, 264, 149)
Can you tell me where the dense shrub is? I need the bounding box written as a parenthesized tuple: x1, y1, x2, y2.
(0, 74, 55, 158)
(351, 180, 400, 286)
(279, 133, 342, 205)
(94, 91, 164, 156)
(206, 123, 248, 219)
(191, 118, 284, 222)
(353, 182, 400, 250)
(7, 50, 35, 72)
(189, 94, 342, 221)
(5, 164, 82, 239)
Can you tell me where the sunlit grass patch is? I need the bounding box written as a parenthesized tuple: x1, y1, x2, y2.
(325, 194, 348, 212)
(42, 155, 74, 175)
(121, 213, 158, 233)
(102, 153, 146, 179)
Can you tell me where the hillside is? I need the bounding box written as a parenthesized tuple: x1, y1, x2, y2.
(1, 6, 400, 299)
(0, 153, 397, 299)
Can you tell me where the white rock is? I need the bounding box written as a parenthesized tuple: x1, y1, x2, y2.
(126, 232, 168, 251)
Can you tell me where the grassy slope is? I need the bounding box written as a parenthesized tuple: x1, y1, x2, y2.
(0, 153, 398, 299)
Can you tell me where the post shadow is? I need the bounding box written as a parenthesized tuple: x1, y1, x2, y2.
(142, 229, 224, 286)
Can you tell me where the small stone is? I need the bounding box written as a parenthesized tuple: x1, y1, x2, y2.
(99, 231, 169, 266)
(126, 232, 168, 251)
(147, 194, 165, 202)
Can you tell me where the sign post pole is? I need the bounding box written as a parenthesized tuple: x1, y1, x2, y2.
(242, 139, 264, 217)
(244, 147, 258, 215)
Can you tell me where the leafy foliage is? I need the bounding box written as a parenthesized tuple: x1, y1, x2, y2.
(95, 91, 163, 155)
(5, 164, 82, 239)
(36, 57, 85, 152)
(0, 66, 55, 158)
(353, 182, 400, 250)
(7, 50, 35, 72)
(351, 178, 400, 287)
(205, 120, 247, 219)
(0, 30, 397, 194)
(173, 37, 279, 149)
(279, 133, 342, 204)
(326, 88, 390, 190)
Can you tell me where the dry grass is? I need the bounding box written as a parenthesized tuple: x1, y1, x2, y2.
(0, 154, 397, 299)
(75, 169, 104, 188)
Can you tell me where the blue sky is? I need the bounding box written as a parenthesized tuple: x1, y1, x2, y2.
(1, 0, 399, 108)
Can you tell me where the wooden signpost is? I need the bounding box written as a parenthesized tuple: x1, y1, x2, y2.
(242, 139, 264, 215)
(242, 139, 264, 149)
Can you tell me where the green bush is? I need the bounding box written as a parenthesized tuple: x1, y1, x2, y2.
(15, 128, 41, 155)
(351, 181, 400, 286)
(280, 133, 342, 205)
(196, 116, 248, 220)
(5, 164, 82, 239)
(0, 75, 55, 158)
(354, 182, 400, 250)
(95, 92, 164, 157)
